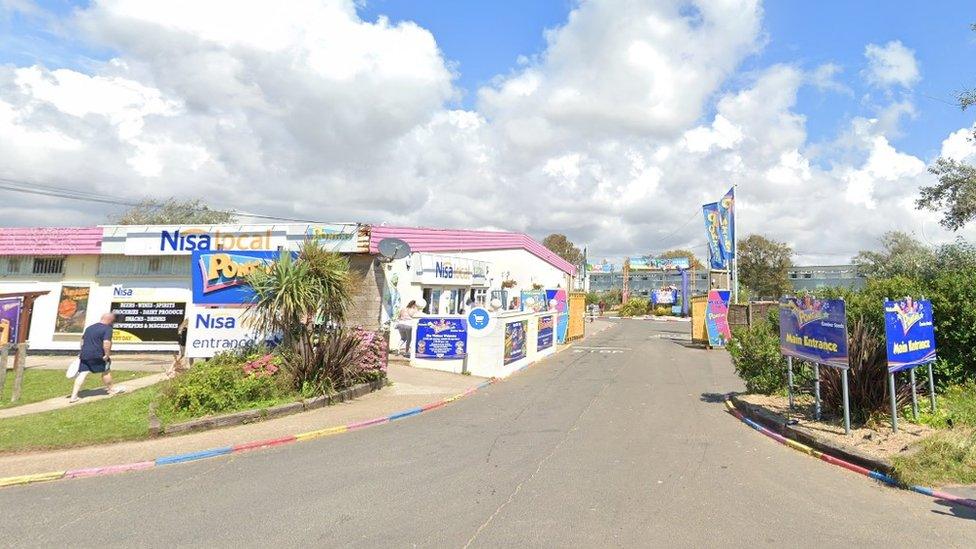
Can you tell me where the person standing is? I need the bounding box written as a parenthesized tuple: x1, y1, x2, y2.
(396, 300, 422, 355)
(70, 313, 125, 403)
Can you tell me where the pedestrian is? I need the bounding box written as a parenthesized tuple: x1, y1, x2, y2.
(70, 313, 126, 403)
(599, 300, 606, 316)
(396, 300, 422, 355)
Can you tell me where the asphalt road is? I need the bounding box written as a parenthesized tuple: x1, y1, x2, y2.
(2, 320, 973, 547)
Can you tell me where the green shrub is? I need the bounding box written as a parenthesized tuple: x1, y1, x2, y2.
(928, 268, 976, 386)
(156, 349, 290, 422)
(651, 306, 671, 316)
(727, 319, 788, 394)
(618, 298, 649, 317)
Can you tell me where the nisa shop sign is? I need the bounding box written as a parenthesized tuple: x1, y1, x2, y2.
(192, 250, 282, 305)
(161, 229, 273, 253)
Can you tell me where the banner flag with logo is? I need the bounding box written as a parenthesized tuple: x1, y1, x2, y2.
(717, 186, 735, 264)
(702, 202, 725, 269)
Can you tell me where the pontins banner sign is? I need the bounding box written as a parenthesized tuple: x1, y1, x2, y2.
(122, 225, 288, 256)
(192, 250, 284, 305)
(883, 297, 937, 373)
(778, 296, 849, 368)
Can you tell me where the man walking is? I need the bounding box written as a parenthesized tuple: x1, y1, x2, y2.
(70, 313, 125, 403)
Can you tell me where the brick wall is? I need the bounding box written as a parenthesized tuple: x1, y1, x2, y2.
(346, 254, 384, 330)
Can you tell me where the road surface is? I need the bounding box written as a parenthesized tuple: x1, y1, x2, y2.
(1, 320, 973, 547)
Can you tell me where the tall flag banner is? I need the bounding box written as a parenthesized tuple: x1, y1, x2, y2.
(717, 186, 735, 265)
(702, 202, 725, 269)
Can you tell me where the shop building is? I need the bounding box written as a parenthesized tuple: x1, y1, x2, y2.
(788, 264, 865, 293)
(0, 224, 576, 353)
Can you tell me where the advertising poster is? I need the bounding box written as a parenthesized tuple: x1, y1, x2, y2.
(653, 289, 676, 305)
(705, 290, 731, 347)
(415, 317, 468, 359)
(546, 289, 569, 344)
(884, 298, 937, 373)
(537, 315, 555, 351)
(650, 258, 691, 270)
(192, 250, 282, 305)
(110, 301, 186, 342)
(504, 320, 527, 365)
(185, 306, 273, 358)
(520, 290, 547, 312)
(779, 297, 849, 368)
(0, 297, 22, 345)
(702, 202, 725, 269)
(55, 285, 90, 334)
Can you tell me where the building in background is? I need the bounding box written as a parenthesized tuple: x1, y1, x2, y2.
(788, 264, 865, 293)
(588, 266, 708, 298)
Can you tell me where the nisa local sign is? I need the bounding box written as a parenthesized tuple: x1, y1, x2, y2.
(122, 226, 287, 256)
(417, 254, 488, 286)
(306, 225, 354, 241)
(191, 250, 282, 305)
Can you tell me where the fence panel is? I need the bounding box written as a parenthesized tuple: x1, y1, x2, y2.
(566, 292, 586, 342)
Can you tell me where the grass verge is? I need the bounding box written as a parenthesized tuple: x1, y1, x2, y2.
(892, 429, 976, 486)
(0, 387, 159, 453)
(1, 369, 150, 410)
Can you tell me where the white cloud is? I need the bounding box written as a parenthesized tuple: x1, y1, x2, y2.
(2, 0, 973, 264)
(863, 40, 920, 89)
(939, 125, 976, 162)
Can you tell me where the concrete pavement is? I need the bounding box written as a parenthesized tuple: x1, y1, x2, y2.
(0, 319, 972, 547)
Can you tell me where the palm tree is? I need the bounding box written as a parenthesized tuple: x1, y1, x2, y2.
(246, 240, 355, 393)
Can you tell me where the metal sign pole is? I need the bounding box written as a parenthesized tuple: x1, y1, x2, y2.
(927, 362, 936, 412)
(813, 363, 821, 421)
(841, 368, 851, 435)
(909, 367, 919, 420)
(786, 356, 794, 410)
(888, 372, 898, 433)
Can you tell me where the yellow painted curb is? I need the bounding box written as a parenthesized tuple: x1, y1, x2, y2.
(295, 425, 347, 442)
(0, 471, 66, 488)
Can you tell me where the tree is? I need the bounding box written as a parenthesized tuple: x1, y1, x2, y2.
(111, 198, 238, 224)
(737, 234, 792, 299)
(851, 231, 935, 280)
(917, 159, 976, 231)
(542, 233, 584, 265)
(656, 249, 704, 270)
(916, 24, 976, 231)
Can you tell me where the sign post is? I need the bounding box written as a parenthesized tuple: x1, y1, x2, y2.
(786, 356, 794, 410)
(779, 297, 849, 433)
(883, 297, 937, 433)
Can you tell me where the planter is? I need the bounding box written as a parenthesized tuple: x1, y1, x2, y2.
(150, 377, 387, 437)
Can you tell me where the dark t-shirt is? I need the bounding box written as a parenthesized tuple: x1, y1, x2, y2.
(80, 323, 113, 360)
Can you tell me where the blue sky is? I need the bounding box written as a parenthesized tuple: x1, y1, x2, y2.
(3, 0, 973, 160)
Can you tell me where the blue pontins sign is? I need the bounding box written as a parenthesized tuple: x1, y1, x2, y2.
(415, 317, 467, 359)
(192, 250, 281, 305)
(884, 298, 937, 373)
(779, 297, 849, 368)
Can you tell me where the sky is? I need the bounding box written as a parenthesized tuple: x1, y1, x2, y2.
(0, 0, 974, 265)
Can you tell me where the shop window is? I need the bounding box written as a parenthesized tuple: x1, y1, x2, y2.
(473, 288, 487, 306)
(0, 256, 26, 275)
(98, 256, 189, 276)
(32, 257, 64, 275)
(803, 273, 813, 279)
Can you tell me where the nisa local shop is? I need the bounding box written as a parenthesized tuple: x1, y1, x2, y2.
(0, 224, 366, 352)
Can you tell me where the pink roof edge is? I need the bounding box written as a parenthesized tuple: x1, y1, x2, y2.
(369, 225, 578, 276)
(0, 227, 103, 255)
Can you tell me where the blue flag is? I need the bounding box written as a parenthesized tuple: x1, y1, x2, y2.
(717, 186, 735, 264)
(703, 202, 725, 269)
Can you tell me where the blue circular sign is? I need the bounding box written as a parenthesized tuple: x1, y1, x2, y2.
(467, 307, 491, 331)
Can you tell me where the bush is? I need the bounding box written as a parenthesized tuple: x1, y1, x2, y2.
(651, 306, 671, 316)
(351, 327, 388, 382)
(727, 320, 788, 394)
(618, 298, 649, 317)
(157, 348, 289, 421)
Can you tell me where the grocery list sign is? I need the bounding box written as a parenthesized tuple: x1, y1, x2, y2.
(415, 318, 467, 359)
(185, 306, 269, 358)
(884, 298, 937, 373)
(779, 297, 849, 368)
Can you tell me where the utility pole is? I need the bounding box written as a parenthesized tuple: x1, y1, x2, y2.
(622, 258, 630, 304)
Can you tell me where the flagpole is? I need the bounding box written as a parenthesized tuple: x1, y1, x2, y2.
(732, 184, 739, 304)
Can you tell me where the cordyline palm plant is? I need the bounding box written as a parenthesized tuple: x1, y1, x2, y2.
(246, 240, 358, 394)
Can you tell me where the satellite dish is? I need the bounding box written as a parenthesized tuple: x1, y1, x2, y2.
(377, 238, 411, 261)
